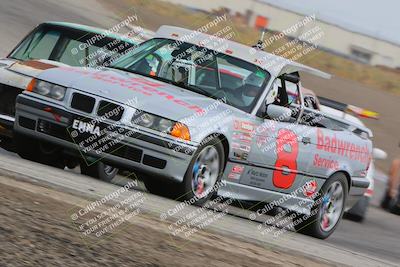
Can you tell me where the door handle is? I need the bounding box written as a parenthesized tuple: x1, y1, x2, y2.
(302, 137, 311, 144)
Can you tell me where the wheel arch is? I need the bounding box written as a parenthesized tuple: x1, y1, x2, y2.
(200, 132, 229, 171)
(328, 170, 351, 192)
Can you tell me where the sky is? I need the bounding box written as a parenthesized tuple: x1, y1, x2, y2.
(261, 0, 400, 45)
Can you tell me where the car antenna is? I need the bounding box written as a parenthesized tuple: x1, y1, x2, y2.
(253, 28, 266, 51)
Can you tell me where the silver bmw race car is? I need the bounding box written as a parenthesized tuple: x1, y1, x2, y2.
(14, 25, 372, 239)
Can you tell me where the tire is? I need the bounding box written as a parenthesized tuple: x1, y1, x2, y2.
(177, 138, 225, 205)
(15, 133, 64, 168)
(80, 161, 119, 182)
(293, 172, 348, 239)
(344, 195, 369, 222)
(0, 136, 16, 152)
(145, 138, 225, 206)
(15, 133, 41, 161)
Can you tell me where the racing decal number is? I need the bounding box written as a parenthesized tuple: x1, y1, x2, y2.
(273, 129, 299, 189)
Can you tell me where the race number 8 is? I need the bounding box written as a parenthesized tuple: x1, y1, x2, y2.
(273, 129, 299, 189)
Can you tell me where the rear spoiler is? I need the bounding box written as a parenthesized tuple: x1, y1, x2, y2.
(318, 96, 379, 119)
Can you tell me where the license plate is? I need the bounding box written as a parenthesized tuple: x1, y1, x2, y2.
(71, 118, 102, 137)
(69, 117, 107, 155)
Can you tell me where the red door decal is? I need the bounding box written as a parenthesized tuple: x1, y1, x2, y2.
(273, 129, 299, 189)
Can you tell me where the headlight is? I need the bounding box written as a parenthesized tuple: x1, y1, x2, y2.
(137, 113, 156, 128)
(132, 110, 190, 141)
(35, 80, 52, 95)
(158, 118, 174, 133)
(51, 85, 67, 100)
(26, 79, 66, 101)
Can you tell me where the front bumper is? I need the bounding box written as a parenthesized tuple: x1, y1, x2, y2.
(14, 94, 197, 182)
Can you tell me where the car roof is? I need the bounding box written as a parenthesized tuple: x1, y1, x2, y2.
(41, 21, 138, 45)
(155, 25, 331, 79)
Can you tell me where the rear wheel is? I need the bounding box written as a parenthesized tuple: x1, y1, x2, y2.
(80, 161, 119, 182)
(294, 173, 348, 239)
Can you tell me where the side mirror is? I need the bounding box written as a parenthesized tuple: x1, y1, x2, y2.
(266, 104, 292, 122)
(372, 148, 387, 160)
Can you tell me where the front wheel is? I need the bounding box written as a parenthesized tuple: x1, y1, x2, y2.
(80, 161, 119, 182)
(146, 138, 225, 205)
(294, 173, 348, 239)
(177, 138, 225, 205)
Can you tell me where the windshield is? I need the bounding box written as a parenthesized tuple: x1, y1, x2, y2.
(111, 38, 271, 112)
(10, 24, 136, 68)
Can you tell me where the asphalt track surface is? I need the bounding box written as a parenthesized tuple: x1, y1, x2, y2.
(0, 0, 399, 266)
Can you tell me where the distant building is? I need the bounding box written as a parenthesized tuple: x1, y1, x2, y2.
(161, 0, 400, 68)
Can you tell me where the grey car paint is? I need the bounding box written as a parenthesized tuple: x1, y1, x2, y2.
(13, 37, 372, 215)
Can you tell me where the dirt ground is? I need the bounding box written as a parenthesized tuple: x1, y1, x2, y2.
(0, 179, 333, 267)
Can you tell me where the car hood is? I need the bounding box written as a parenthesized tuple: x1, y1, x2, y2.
(36, 67, 245, 126)
(0, 59, 64, 89)
(7, 59, 67, 77)
(0, 58, 18, 68)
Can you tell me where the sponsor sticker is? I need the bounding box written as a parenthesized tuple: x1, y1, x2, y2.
(232, 132, 252, 144)
(316, 128, 370, 165)
(233, 152, 249, 160)
(313, 154, 339, 170)
(228, 172, 242, 180)
(228, 165, 244, 180)
(303, 180, 318, 197)
(232, 142, 251, 153)
(247, 169, 269, 179)
(234, 120, 255, 133)
(232, 165, 244, 174)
